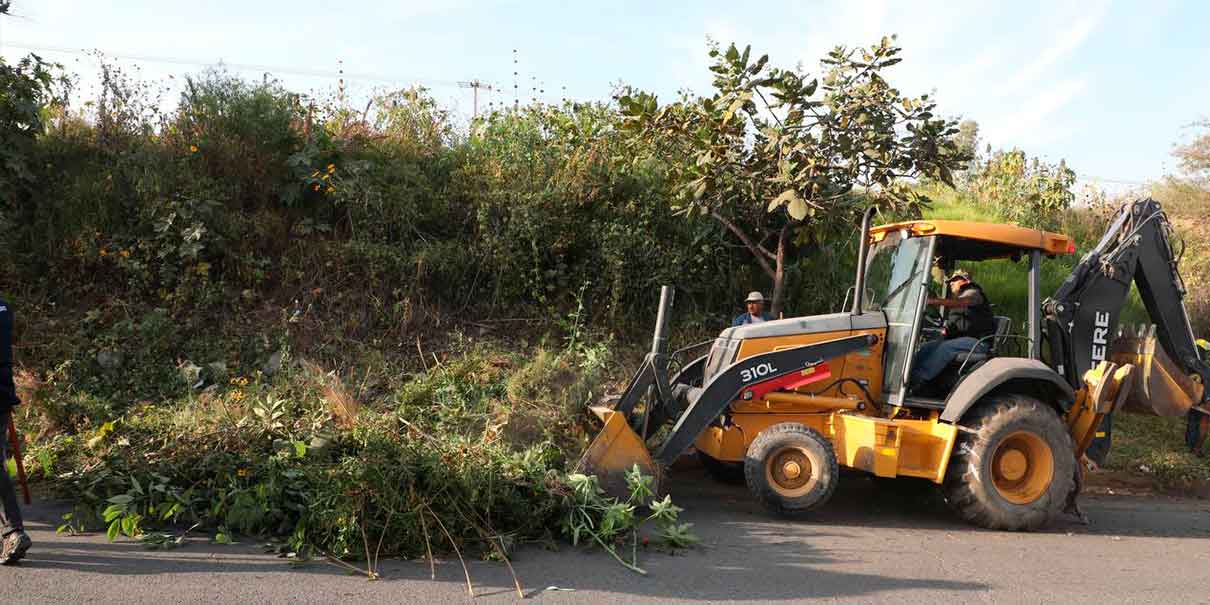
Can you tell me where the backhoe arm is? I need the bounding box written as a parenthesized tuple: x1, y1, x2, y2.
(1045, 198, 1210, 396)
(1044, 198, 1209, 459)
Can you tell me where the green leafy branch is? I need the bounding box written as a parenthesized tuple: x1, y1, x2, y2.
(561, 465, 698, 575)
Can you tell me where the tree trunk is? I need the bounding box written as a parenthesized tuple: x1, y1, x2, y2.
(770, 225, 790, 318)
(709, 210, 775, 281)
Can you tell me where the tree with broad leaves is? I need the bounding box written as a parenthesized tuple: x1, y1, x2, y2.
(1173, 119, 1210, 181)
(618, 37, 968, 316)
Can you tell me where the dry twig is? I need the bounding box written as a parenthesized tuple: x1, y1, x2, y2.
(426, 503, 474, 597)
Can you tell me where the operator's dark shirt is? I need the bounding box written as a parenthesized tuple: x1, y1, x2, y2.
(0, 300, 20, 409)
(943, 283, 996, 340)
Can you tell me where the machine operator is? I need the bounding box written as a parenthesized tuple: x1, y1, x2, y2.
(909, 269, 996, 391)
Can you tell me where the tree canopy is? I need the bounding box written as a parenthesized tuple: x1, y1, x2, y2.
(618, 37, 968, 315)
(1173, 120, 1210, 181)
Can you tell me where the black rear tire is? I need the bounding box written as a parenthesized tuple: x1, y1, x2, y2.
(698, 450, 745, 485)
(942, 393, 1075, 530)
(744, 423, 838, 517)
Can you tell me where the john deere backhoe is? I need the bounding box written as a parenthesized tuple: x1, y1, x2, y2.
(581, 198, 1209, 530)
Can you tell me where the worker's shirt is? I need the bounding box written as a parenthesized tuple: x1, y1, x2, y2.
(0, 300, 18, 409)
(732, 312, 774, 327)
(943, 284, 996, 340)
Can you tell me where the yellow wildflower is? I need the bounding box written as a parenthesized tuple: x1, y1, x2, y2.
(326, 163, 336, 173)
(237, 468, 250, 477)
(190, 144, 199, 153)
(231, 390, 245, 402)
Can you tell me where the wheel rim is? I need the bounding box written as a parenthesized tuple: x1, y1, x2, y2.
(765, 446, 818, 498)
(991, 430, 1054, 505)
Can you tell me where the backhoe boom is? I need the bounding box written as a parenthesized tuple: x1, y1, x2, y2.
(1044, 198, 1209, 459)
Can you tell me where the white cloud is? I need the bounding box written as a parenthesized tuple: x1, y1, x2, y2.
(675, 1, 1109, 153)
(983, 76, 1090, 148)
(1004, 1, 1108, 90)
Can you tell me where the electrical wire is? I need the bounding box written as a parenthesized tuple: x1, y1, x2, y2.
(3, 40, 464, 88)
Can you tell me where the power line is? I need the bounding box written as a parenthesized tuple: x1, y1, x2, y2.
(3, 41, 464, 88)
(458, 79, 495, 118)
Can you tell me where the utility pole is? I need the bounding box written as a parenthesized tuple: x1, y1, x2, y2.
(458, 79, 494, 118)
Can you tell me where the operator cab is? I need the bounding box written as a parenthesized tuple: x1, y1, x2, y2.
(859, 220, 1075, 409)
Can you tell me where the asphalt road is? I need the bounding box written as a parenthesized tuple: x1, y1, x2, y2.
(7, 466, 1210, 604)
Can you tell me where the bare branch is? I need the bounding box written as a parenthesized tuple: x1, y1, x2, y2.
(754, 88, 784, 129)
(710, 209, 776, 278)
(755, 232, 778, 260)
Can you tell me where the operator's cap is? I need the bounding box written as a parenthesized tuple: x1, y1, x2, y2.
(946, 269, 972, 284)
(745, 291, 766, 303)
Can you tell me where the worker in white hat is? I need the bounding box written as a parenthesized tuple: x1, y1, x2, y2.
(732, 291, 774, 327)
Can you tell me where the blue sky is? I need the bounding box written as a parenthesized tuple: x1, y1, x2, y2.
(2, 0, 1208, 187)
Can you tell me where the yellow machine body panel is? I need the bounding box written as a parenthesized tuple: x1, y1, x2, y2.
(694, 319, 955, 484)
(692, 324, 965, 482)
(694, 410, 959, 483)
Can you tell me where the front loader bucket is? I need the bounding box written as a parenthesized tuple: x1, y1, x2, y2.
(576, 406, 661, 500)
(1110, 326, 1207, 417)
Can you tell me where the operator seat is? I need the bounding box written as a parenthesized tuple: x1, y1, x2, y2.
(954, 315, 1013, 370)
(909, 316, 1014, 400)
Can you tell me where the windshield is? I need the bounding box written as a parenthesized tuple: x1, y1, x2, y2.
(864, 232, 934, 397)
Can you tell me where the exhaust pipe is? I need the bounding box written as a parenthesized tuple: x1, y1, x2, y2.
(651, 285, 674, 357)
(851, 207, 877, 315)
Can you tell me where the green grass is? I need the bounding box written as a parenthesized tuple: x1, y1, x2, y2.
(1108, 413, 1209, 485)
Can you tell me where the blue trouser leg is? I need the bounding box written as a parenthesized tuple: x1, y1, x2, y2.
(910, 336, 985, 387)
(1188, 410, 1205, 452)
(909, 339, 942, 386)
(1086, 412, 1112, 467)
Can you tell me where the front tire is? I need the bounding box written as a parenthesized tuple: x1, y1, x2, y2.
(745, 423, 838, 517)
(943, 394, 1075, 530)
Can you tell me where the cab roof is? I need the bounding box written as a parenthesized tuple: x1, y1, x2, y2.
(869, 219, 1075, 261)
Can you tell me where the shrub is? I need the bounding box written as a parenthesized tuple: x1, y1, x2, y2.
(39, 342, 612, 559)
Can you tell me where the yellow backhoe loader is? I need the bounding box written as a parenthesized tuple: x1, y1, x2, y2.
(580, 198, 1209, 530)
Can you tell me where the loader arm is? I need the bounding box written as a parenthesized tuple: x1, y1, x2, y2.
(1043, 198, 1209, 459)
(577, 332, 876, 496)
(654, 333, 876, 465)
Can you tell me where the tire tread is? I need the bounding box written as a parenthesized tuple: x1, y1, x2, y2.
(744, 423, 839, 518)
(942, 393, 1075, 531)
